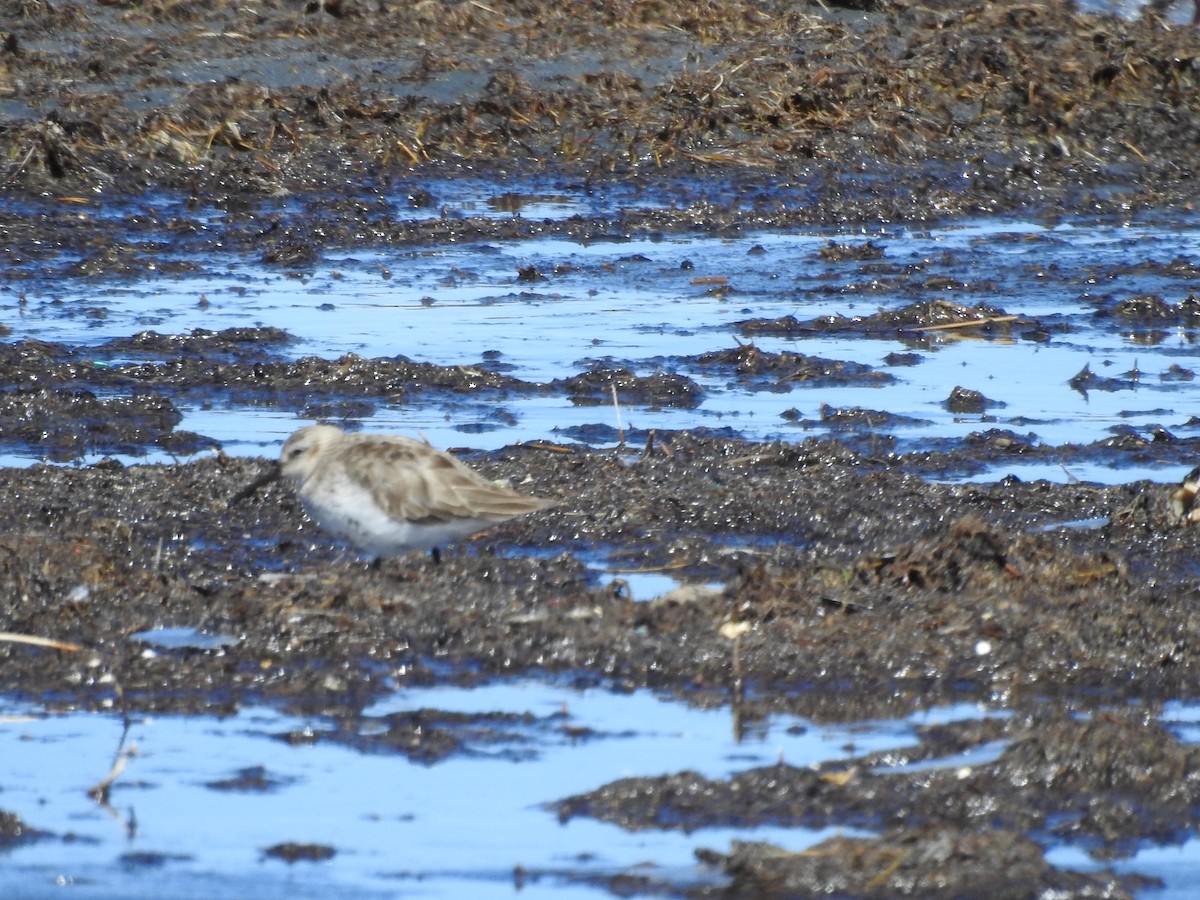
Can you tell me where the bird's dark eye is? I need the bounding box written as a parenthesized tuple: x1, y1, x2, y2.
(288, 447, 305, 459)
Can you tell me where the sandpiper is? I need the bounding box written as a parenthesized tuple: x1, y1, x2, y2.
(231, 424, 554, 562)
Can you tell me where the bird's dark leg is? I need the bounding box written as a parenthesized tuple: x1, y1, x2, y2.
(430, 547, 442, 565)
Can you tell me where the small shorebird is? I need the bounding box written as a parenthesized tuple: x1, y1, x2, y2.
(231, 424, 554, 562)
(1171, 465, 1200, 524)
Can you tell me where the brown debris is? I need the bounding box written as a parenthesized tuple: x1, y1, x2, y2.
(737, 300, 1019, 339)
(1, 0, 1200, 216)
(700, 829, 1140, 899)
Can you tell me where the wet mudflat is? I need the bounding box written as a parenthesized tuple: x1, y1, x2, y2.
(6, 423, 1200, 897)
(7, 0, 1200, 896)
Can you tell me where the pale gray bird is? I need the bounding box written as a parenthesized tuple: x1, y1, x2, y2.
(232, 424, 554, 563)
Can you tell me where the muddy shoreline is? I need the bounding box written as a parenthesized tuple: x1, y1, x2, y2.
(3, 431, 1200, 896)
(6, 0, 1200, 895)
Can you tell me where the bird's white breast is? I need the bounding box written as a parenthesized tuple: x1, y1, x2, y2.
(298, 469, 491, 557)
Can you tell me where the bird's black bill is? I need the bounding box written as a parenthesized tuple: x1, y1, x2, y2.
(228, 463, 282, 508)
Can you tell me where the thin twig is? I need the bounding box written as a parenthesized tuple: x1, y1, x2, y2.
(611, 383, 625, 447)
(904, 314, 1020, 333)
(0, 632, 83, 652)
(88, 738, 137, 805)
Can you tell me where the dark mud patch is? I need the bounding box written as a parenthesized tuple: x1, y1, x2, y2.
(557, 366, 704, 409)
(262, 842, 336, 864)
(274, 707, 550, 765)
(0, 810, 51, 850)
(1069, 362, 1144, 395)
(206, 765, 297, 793)
(688, 345, 894, 391)
(97, 327, 296, 360)
(116, 350, 539, 410)
(0, 386, 208, 461)
(119, 851, 195, 869)
(736, 300, 1023, 342)
(944, 385, 1005, 413)
(817, 239, 887, 263)
(1098, 292, 1200, 325)
(3, 433, 1200, 717)
(815, 403, 930, 429)
(694, 829, 1151, 899)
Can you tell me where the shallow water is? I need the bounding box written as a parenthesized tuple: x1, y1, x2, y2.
(5, 684, 1200, 899)
(0, 685, 973, 899)
(8, 207, 1200, 487)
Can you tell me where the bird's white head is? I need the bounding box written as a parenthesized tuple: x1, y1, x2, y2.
(278, 424, 344, 482)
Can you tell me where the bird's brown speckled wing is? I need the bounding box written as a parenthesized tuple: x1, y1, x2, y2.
(335, 436, 552, 524)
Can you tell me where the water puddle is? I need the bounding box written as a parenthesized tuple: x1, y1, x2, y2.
(0, 685, 984, 899)
(4, 684, 1199, 898)
(130, 627, 241, 652)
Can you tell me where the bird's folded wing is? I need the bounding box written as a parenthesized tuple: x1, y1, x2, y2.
(340, 440, 551, 523)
